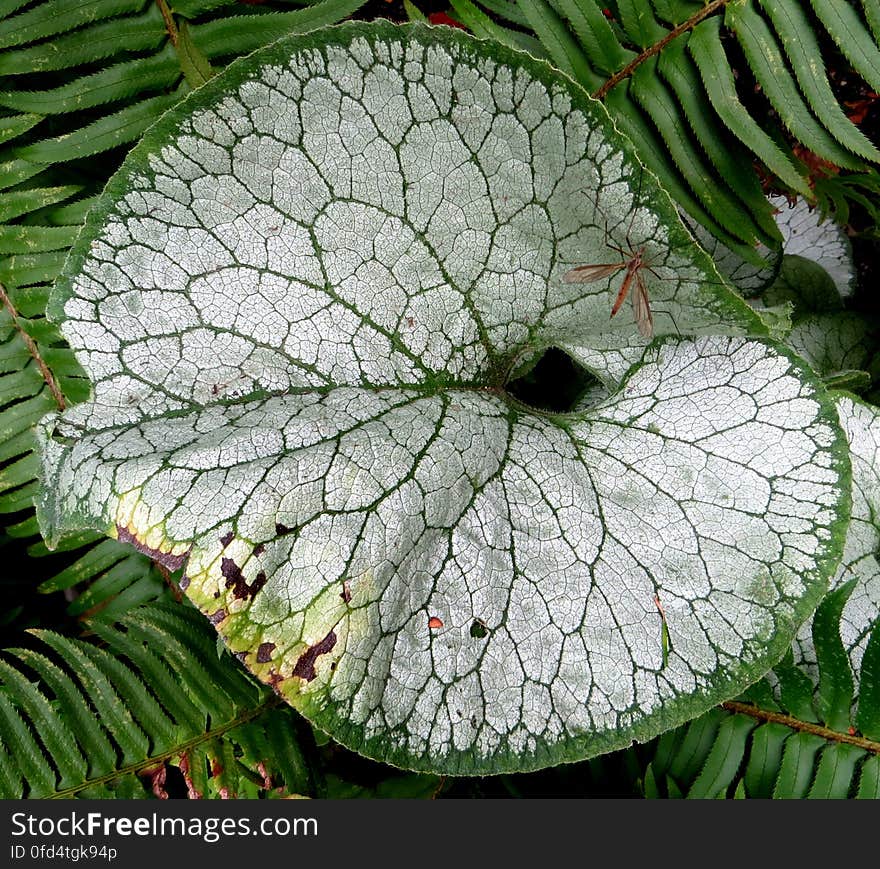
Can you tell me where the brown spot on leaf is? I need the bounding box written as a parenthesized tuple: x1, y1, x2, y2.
(221, 557, 244, 593)
(221, 556, 267, 600)
(209, 609, 226, 625)
(220, 531, 234, 547)
(340, 581, 352, 603)
(257, 642, 276, 663)
(180, 575, 190, 591)
(116, 525, 188, 571)
(275, 522, 295, 535)
(253, 542, 266, 557)
(292, 631, 337, 682)
(428, 616, 444, 629)
(251, 571, 267, 595)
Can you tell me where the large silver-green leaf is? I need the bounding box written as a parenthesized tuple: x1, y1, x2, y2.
(36, 22, 849, 774)
(794, 395, 880, 686)
(786, 313, 878, 393)
(769, 195, 855, 300)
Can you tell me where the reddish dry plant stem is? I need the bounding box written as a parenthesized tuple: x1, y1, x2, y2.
(721, 700, 880, 756)
(48, 694, 284, 799)
(155, 562, 184, 603)
(0, 280, 65, 411)
(155, 0, 179, 46)
(592, 0, 731, 100)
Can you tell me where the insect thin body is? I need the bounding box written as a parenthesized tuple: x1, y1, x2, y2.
(563, 244, 654, 338)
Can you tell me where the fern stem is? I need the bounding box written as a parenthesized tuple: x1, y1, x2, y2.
(49, 694, 284, 798)
(0, 280, 65, 410)
(722, 700, 880, 756)
(155, 562, 184, 603)
(592, 0, 731, 100)
(155, 0, 178, 47)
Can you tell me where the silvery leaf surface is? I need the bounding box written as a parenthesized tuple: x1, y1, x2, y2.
(37, 23, 850, 773)
(793, 395, 879, 687)
(679, 211, 780, 298)
(770, 195, 855, 300)
(785, 313, 878, 390)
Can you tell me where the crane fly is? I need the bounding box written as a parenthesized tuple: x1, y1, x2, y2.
(563, 244, 654, 338)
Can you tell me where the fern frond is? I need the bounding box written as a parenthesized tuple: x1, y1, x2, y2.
(630, 56, 761, 243)
(810, 0, 880, 93)
(725, 1, 863, 171)
(16, 92, 183, 164)
(0, 251, 66, 286)
(0, 186, 83, 223)
(0, 0, 368, 627)
(643, 593, 880, 798)
(450, 0, 543, 54)
(759, 0, 880, 162)
(0, 0, 146, 50)
(0, 602, 321, 798)
(0, 6, 166, 76)
(464, 0, 880, 259)
(549, 0, 634, 73)
(689, 17, 810, 197)
(0, 114, 42, 145)
(0, 0, 36, 20)
(194, 0, 374, 58)
(0, 157, 43, 190)
(474, 0, 530, 27)
(37, 194, 99, 226)
(0, 225, 80, 254)
(0, 45, 181, 115)
(517, 0, 601, 89)
(656, 37, 780, 242)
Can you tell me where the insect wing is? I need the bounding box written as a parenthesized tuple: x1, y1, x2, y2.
(610, 263, 636, 318)
(562, 263, 624, 283)
(632, 270, 654, 338)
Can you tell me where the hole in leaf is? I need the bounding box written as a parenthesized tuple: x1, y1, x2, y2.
(470, 618, 488, 639)
(506, 348, 599, 413)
